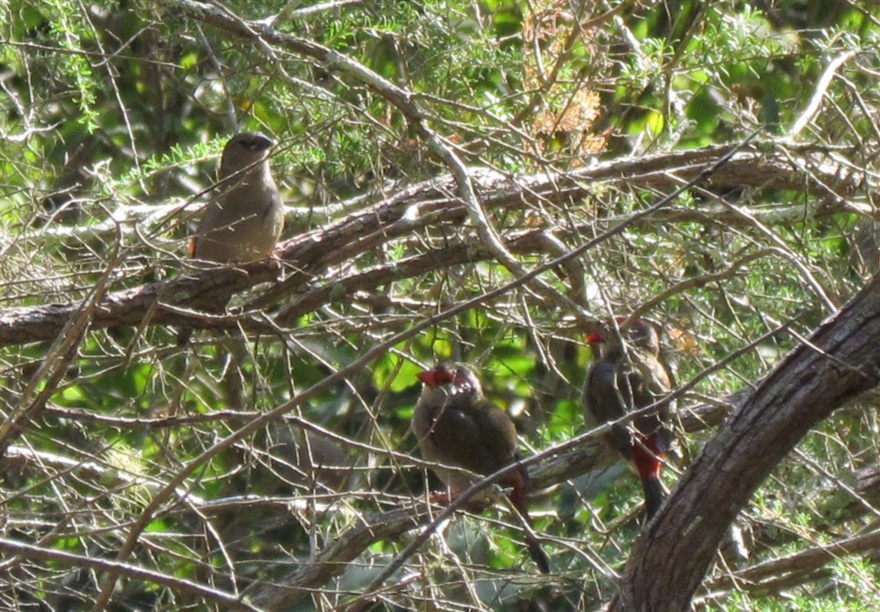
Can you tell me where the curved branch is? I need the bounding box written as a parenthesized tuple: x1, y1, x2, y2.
(611, 274, 880, 611)
(0, 138, 862, 350)
(703, 528, 880, 601)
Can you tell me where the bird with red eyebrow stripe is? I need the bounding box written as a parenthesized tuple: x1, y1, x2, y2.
(583, 318, 675, 521)
(413, 362, 550, 573)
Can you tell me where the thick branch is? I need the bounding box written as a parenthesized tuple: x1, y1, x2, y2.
(0, 146, 861, 347)
(612, 274, 880, 611)
(704, 528, 880, 599)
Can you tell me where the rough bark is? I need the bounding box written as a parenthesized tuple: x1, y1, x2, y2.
(0, 145, 862, 348)
(611, 274, 880, 611)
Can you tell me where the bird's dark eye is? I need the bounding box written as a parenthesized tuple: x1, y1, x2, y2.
(236, 133, 273, 151)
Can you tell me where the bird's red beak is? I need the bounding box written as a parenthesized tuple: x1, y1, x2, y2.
(418, 366, 456, 387)
(587, 316, 633, 343)
(417, 370, 438, 387)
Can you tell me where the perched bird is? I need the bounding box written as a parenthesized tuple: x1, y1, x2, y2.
(178, 132, 284, 345)
(413, 362, 550, 574)
(189, 131, 284, 264)
(583, 318, 674, 521)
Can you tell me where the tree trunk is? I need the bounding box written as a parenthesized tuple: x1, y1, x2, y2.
(611, 274, 880, 610)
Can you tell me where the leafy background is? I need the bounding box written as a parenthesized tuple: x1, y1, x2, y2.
(1, 0, 879, 609)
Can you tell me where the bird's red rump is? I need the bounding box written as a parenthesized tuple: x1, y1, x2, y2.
(505, 468, 529, 516)
(632, 433, 665, 482)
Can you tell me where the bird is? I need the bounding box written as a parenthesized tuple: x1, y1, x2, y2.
(188, 131, 284, 264)
(582, 318, 674, 521)
(178, 131, 284, 345)
(413, 362, 550, 574)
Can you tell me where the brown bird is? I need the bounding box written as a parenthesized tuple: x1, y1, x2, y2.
(178, 132, 284, 345)
(583, 318, 674, 521)
(189, 131, 284, 264)
(413, 362, 550, 574)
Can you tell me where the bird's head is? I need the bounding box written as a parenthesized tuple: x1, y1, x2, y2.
(219, 131, 274, 179)
(417, 362, 483, 401)
(587, 317, 660, 355)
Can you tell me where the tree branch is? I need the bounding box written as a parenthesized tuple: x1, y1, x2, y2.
(0, 536, 258, 612)
(703, 528, 880, 601)
(612, 274, 880, 611)
(1, 145, 859, 347)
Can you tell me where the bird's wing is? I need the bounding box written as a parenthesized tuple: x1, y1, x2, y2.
(628, 352, 674, 444)
(584, 359, 629, 425)
(426, 399, 517, 476)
